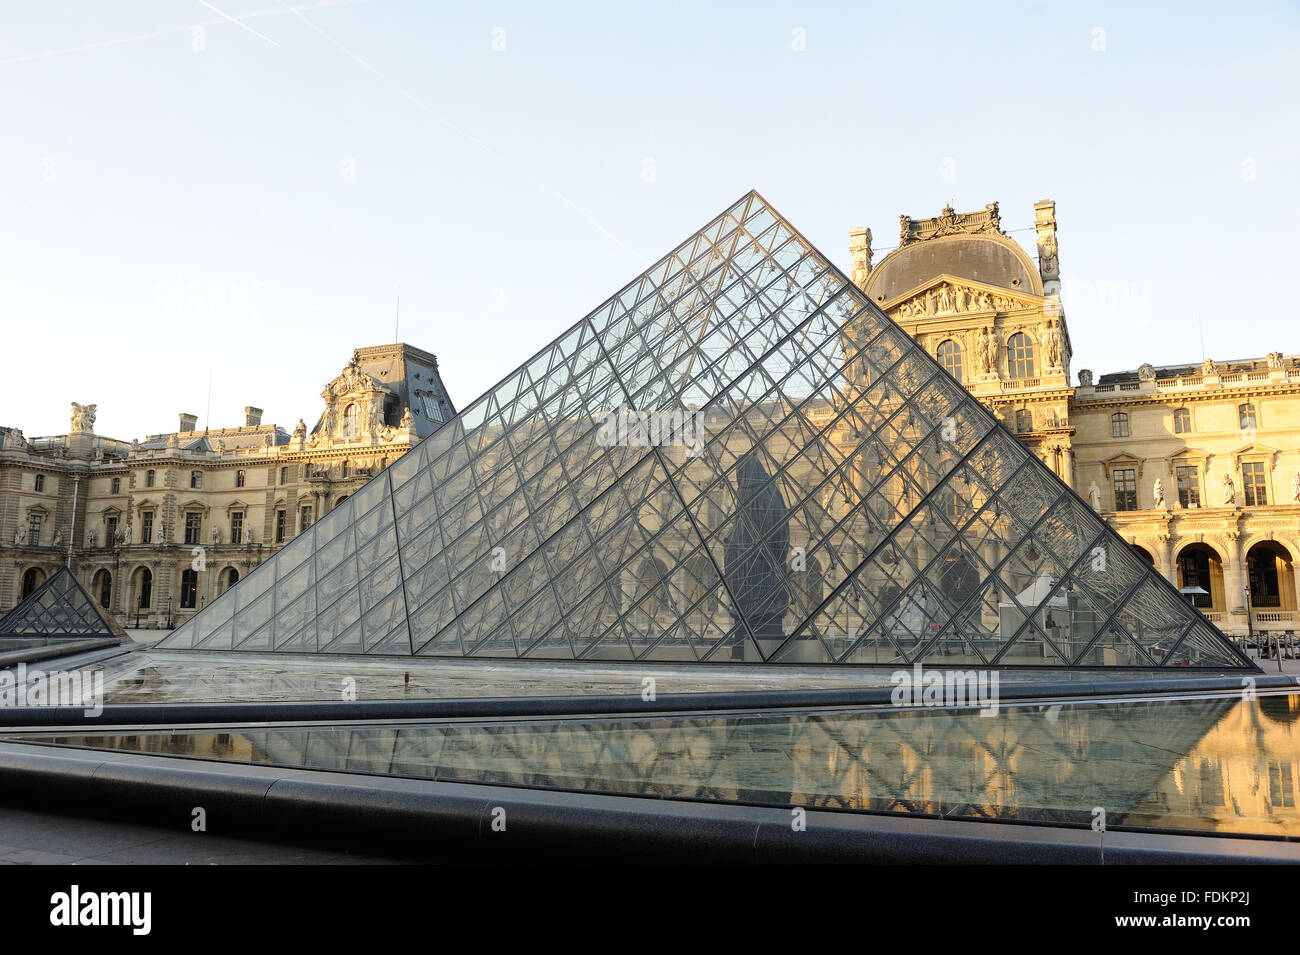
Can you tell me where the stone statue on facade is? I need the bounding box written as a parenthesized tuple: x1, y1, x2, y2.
(399, 407, 414, 431)
(1292, 471, 1300, 502)
(1137, 362, 1155, 381)
(70, 402, 97, 433)
(1087, 481, 1101, 510)
(1268, 351, 1285, 369)
(14, 526, 24, 546)
(212, 525, 221, 545)
(1152, 479, 1166, 509)
(1202, 357, 1218, 376)
(1222, 472, 1235, 505)
(293, 418, 307, 442)
(245, 526, 255, 545)
(1042, 321, 1062, 368)
(53, 528, 63, 547)
(1078, 368, 1093, 387)
(87, 531, 96, 548)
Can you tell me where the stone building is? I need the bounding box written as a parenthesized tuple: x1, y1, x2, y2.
(0, 344, 454, 628)
(852, 201, 1300, 638)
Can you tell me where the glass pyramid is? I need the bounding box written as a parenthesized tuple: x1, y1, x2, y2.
(158, 192, 1251, 668)
(0, 566, 127, 641)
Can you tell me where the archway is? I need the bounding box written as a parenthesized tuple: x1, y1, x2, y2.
(1247, 541, 1296, 611)
(132, 566, 153, 611)
(21, 567, 46, 599)
(218, 566, 240, 595)
(92, 569, 112, 609)
(1176, 543, 1224, 611)
(1131, 545, 1155, 566)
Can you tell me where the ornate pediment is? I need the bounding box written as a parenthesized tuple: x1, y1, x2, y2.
(899, 203, 1004, 246)
(884, 275, 1040, 321)
(1101, 452, 1145, 480)
(324, 351, 384, 399)
(1230, 442, 1281, 467)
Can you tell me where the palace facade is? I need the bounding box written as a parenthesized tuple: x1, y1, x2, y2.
(3, 203, 1297, 642)
(852, 201, 1300, 637)
(0, 344, 454, 627)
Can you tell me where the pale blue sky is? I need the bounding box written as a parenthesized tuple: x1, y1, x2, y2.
(2, 0, 1297, 440)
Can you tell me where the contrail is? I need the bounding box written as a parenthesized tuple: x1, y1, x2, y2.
(277, 0, 645, 261)
(193, 0, 282, 46)
(0, 0, 366, 64)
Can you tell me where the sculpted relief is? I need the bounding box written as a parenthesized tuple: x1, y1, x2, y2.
(893, 282, 1022, 320)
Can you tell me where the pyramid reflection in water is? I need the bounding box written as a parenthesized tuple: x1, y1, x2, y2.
(159, 192, 1250, 667)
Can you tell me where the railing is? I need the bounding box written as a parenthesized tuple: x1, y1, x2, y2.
(1220, 373, 1243, 383)
(1254, 610, 1298, 625)
(1247, 372, 1269, 381)
(1119, 382, 1141, 390)
(1093, 384, 1115, 392)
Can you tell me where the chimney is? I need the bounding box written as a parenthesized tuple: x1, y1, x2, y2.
(244, 406, 263, 427)
(178, 413, 198, 433)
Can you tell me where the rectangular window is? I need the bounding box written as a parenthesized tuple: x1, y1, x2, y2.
(1173, 408, 1191, 434)
(300, 505, 312, 534)
(105, 516, 118, 545)
(280, 467, 289, 485)
(1198, 759, 1224, 806)
(27, 513, 41, 545)
(1269, 763, 1295, 808)
(184, 512, 202, 545)
(1113, 469, 1137, 511)
(141, 511, 154, 544)
(236, 470, 246, 488)
(1243, 461, 1268, 506)
(1240, 404, 1257, 429)
(230, 511, 244, 545)
(190, 471, 202, 489)
(275, 509, 286, 543)
(111, 477, 121, 494)
(1175, 465, 1200, 508)
(34, 474, 45, 492)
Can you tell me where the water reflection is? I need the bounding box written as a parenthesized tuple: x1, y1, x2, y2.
(15, 693, 1300, 837)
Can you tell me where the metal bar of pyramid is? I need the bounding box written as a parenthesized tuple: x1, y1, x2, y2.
(157, 191, 1252, 667)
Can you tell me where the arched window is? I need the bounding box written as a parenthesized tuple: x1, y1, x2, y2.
(1006, 333, 1036, 379)
(180, 568, 198, 609)
(93, 569, 112, 608)
(135, 567, 153, 609)
(1111, 412, 1129, 438)
(1239, 403, 1257, 429)
(21, 568, 44, 598)
(342, 404, 359, 439)
(1173, 408, 1191, 434)
(936, 339, 963, 381)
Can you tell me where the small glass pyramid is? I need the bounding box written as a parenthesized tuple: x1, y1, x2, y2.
(158, 192, 1251, 668)
(0, 566, 127, 641)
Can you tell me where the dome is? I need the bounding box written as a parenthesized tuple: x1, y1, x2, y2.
(863, 233, 1042, 305)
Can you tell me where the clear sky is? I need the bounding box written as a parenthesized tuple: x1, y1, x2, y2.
(2, 0, 1297, 441)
